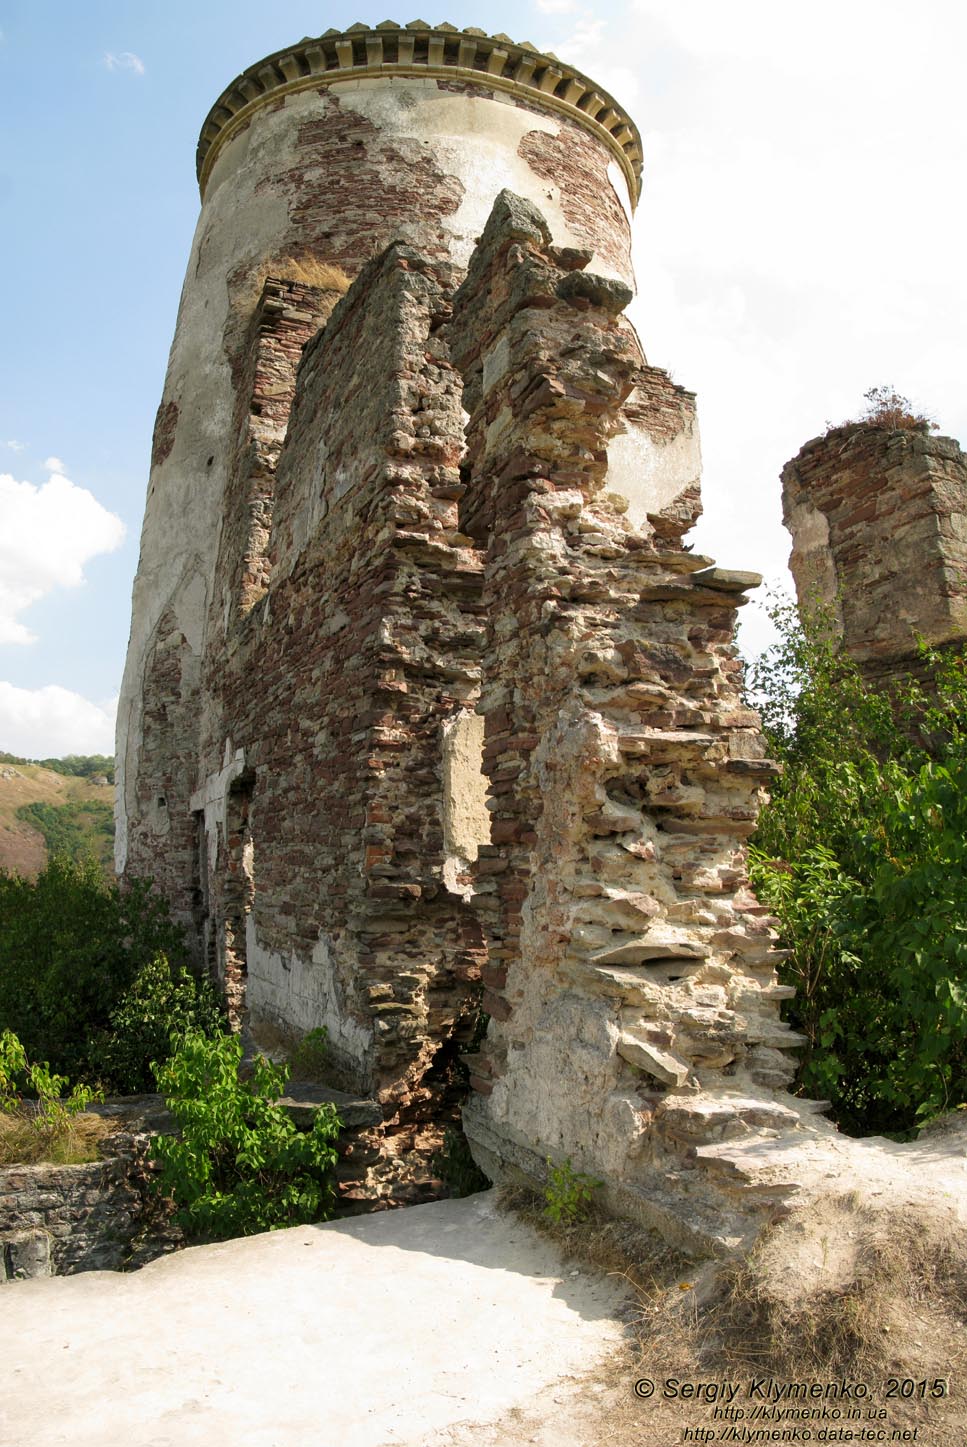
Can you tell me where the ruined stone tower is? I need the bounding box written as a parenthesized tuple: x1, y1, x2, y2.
(782, 425, 967, 683)
(119, 23, 810, 1232)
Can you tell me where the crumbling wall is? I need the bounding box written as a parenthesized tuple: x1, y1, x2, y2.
(192, 244, 487, 1201)
(782, 427, 967, 681)
(446, 194, 814, 1249)
(213, 277, 340, 625)
(606, 366, 703, 535)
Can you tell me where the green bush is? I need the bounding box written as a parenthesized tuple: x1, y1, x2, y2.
(748, 602, 967, 1135)
(287, 1026, 331, 1080)
(543, 1157, 601, 1225)
(90, 954, 226, 1094)
(0, 854, 201, 1087)
(150, 1031, 341, 1242)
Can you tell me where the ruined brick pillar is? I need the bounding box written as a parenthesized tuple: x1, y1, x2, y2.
(448, 194, 813, 1251)
(782, 427, 967, 682)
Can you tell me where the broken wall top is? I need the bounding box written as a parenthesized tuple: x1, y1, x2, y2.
(782, 424, 967, 675)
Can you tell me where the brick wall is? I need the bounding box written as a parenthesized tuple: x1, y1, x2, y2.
(782, 426, 967, 682)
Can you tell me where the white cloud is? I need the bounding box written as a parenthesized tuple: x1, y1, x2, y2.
(4, 440, 25, 453)
(104, 51, 145, 76)
(0, 467, 125, 645)
(43, 456, 65, 474)
(0, 684, 117, 757)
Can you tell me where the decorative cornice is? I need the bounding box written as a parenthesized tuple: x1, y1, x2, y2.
(197, 21, 643, 205)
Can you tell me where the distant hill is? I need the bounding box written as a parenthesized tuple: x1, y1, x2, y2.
(0, 754, 115, 878)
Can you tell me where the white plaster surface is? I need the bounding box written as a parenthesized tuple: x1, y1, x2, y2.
(605, 418, 701, 531)
(442, 709, 491, 895)
(246, 925, 373, 1070)
(785, 497, 843, 623)
(0, 1193, 629, 1447)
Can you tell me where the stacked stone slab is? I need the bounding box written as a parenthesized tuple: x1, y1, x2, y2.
(782, 426, 967, 682)
(445, 195, 814, 1248)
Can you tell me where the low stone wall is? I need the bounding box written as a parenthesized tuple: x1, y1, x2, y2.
(0, 1099, 177, 1282)
(0, 1085, 387, 1282)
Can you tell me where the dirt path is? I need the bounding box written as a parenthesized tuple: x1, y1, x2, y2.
(3, 1188, 964, 1447)
(1, 1191, 634, 1447)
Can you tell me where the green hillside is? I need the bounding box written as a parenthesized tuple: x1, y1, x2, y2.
(0, 754, 116, 878)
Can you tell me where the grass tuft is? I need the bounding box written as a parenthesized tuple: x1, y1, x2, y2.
(0, 1108, 109, 1166)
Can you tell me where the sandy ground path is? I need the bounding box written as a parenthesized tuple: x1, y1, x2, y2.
(0, 1191, 643, 1447)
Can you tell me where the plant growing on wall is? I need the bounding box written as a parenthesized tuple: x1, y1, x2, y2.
(150, 1030, 341, 1242)
(543, 1157, 602, 1224)
(748, 601, 967, 1135)
(826, 384, 938, 435)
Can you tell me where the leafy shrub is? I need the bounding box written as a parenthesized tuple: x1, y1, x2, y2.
(0, 1028, 105, 1165)
(287, 1026, 331, 1081)
(0, 854, 195, 1086)
(748, 603, 967, 1134)
(543, 1157, 601, 1224)
(91, 954, 226, 1094)
(150, 1031, 341, 1242)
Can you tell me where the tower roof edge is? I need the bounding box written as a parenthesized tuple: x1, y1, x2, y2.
(195, 21, 643, 206)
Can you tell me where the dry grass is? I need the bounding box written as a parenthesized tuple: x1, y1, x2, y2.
(274, 256, 351, 293)
(501, 1184, 692, 1294)
(504, 1186, 967, 1386)
(829, 384, 938, 436)
(0, 762, 112, 878)
(699, 1197, 967, 1378)
(0, 1108, 109, 1166)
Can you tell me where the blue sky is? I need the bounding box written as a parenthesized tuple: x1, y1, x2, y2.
(1, 1, 965, 755)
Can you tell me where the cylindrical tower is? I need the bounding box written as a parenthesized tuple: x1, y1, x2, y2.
(116, 21, 643, 891)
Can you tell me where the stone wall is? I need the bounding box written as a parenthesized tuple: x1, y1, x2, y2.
(782, 426, 967, 682)
(0, 1088, 392, 1280)
(0, 1109, 169, 1281)
(443, 194, 815, 1251)
(192, 246, 489, 1196)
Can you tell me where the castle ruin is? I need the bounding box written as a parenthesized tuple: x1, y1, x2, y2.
(117, 22, 820, 1242)
(782, 424, 967, 683)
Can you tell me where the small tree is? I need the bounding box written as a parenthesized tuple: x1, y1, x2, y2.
(91, 954, 226, 1094)
(150, 1031, 341, 1241)
(748, 603, 967, 1135)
